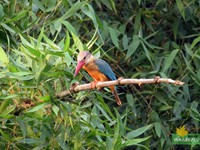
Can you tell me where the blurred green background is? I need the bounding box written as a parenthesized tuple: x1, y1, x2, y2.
(0, 0, 199, 149)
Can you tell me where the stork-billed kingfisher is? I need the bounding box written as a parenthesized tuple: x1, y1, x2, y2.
(74, 51, 122, 105)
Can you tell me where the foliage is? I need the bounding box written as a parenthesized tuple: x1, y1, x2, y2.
(0, 0, 199, 149)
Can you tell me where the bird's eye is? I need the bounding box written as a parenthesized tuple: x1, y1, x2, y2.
(83, 56, 86, 60)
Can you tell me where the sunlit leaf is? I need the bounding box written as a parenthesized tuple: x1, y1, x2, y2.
(0, 99, 10, 115)
(0, 46, 9, 65)
(60, 1, 87, 20)
(52, 105, 59, 116)
(125, 124, 153, 139)
(27, 103, 50, 113)
(124, 136, 151, 146)
(64, 31, 70, 52)
(1, 23, 16, 33)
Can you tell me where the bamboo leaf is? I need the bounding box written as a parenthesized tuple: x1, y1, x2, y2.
(27, 103, 50, 113)
(162, 49, 179, 72)
(125, 35, 140, 60)
(176, 0, 185, 19)
(154, 122, 161, 137)
(60, 1, 87, 20)
(125, 124, 153, 139)
(125, 136, 151, 146)
(64, 31, 70, 52)
(190, 36, 200, 50)
(0, 99, 10, 115)
(0, 46, 9, 65)
(109, 27, 119, 48)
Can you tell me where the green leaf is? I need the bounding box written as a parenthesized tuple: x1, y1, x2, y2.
(184, 44, 193, 56)
(4, 10, 27, 23)
(65, 52, 73, 67)
(6, 72, 35, 80)
(82, 4, 98, 28)
(96, 104, 113, 122)
(27, 102, 50, 113)
(17, 138, 40, 144)
(162, 49, 179, 72)
(36, 26, 44, 49)
(141, 42, 153, 66)
(0, 4, 4, 18)
(154, 122, 161, 137)
(126, 94, 135, 108)
(159, 105, 172, 111)
(62, 21, 78, 35)
(43, 34, 61, 50)
(190, 36, 200, 50)
(54, 21, 62, 32)
(1, 23, 16, 33)
(134, 14, 141, 34)
(52, 105, 59, 116)
(32, 60, 46, 82)
(111, 112, 120, 149)
(60, 1, 87, 20)
(100, 0, 113, 10)
(122, 34, 129, 50)
(173, 101, 181, 118)
(86, 27, 99, 49)
(9, 71, 32, 76)
(24, 45, 43, 58)
(0, 46, 9, 65)
(190, 101, 200, 120)
(176, 0, 185, 19)
(0, 94, 18, 100)
(109, 0, 117, 13)
(33, 0, 45, 11)
(0, 105, 15, 117)
(109, 27, 119, 48)
(125, 124, 153, 139)
(71, 32, 84, 51)
(125, 35, 140, 60)
(64, 31, 70, 52)
(38, 95, 50, 101)
(173, 19, 179, 40)
(124, 136, 151, 146)
(0, 99, 10, 115)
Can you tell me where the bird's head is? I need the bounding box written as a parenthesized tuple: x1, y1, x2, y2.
(74, 51, 92, 76)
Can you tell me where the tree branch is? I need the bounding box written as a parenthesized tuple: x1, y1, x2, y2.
(56, 77, 184, 98)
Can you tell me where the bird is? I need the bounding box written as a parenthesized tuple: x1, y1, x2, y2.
(74, 51, 122, 105)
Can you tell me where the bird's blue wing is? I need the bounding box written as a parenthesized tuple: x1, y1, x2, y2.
(95, 59, 116, 81)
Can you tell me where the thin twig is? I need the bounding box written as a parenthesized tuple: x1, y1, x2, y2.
(56, 77, 184, 98)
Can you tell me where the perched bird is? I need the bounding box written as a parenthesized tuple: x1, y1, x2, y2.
(74, 51, 122, 105)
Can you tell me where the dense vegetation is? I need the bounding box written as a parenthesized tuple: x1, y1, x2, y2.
(0, 0, 199, 149)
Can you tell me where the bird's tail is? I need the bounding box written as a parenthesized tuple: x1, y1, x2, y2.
(110, 86, 122, 106)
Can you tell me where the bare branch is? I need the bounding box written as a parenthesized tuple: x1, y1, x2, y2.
(56, 77, 184, 98)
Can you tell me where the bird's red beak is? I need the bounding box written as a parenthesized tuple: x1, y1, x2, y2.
(74, 60, 85, 76)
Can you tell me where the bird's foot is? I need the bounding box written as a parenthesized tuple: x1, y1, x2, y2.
(117, 77, 124, 84)
(90, 81, 102, 90)
(154, 76, 160, 83)
(90, 81, 99, 89)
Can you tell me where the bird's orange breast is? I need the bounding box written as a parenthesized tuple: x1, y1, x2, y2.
(83, 62, 109, 82)
(87, 70, 109, 82)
